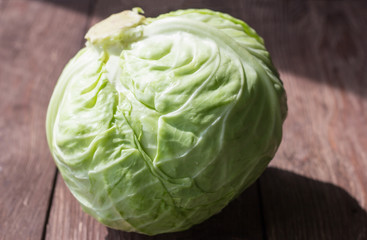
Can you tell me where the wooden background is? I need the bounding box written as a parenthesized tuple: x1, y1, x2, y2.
(0, 0, 366, 239)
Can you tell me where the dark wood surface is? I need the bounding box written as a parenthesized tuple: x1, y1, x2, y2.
(1, 0, 366, 239)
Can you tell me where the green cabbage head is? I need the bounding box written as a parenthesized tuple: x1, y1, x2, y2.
(46, 8, 287, 235)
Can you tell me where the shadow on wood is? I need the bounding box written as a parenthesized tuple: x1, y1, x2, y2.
(260, 167, 367, 240)
(103, 167, 367, 240)
(252, 1, 367, 99)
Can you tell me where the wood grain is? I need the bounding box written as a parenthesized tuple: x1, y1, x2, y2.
(257, 1, 367, 239)
(260, 168, 367, 240)
(0, 0, 90, 239)
(2, 0, 366, 239)
(0, 0, 9, 13)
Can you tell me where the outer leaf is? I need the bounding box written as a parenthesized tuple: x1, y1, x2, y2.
(46, 9, 287, 235)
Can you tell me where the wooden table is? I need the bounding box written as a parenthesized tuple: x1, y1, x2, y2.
(1, 0, 366, 239)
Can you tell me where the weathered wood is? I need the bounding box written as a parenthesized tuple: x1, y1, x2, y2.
(0, 0, 90, 239)
(257, 1, 367, 239)
(260, 168, 367, 240)
(0, 0, 9, 12)
(4, 0, 365, 239)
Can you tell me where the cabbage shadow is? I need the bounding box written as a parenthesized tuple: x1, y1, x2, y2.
(104, 167, 367, 240)
(259, 167, 367, 240)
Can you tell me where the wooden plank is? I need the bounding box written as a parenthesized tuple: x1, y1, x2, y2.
(46, 0, 265, 239)
(0, 0, 9, 11)
(0, 0, 90, 239)
(260, 168, 367, 240)
(257, 1, 367, 239)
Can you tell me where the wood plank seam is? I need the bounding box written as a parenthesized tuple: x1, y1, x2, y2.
(41, 0, 98, 238)
(257, 179, 268, 240)
(41, 168, 59, 240)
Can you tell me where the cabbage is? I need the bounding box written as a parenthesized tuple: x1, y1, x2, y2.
(46, 8, 287, 235)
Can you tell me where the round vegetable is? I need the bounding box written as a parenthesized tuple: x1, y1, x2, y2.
(46, 8, 287, 235)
